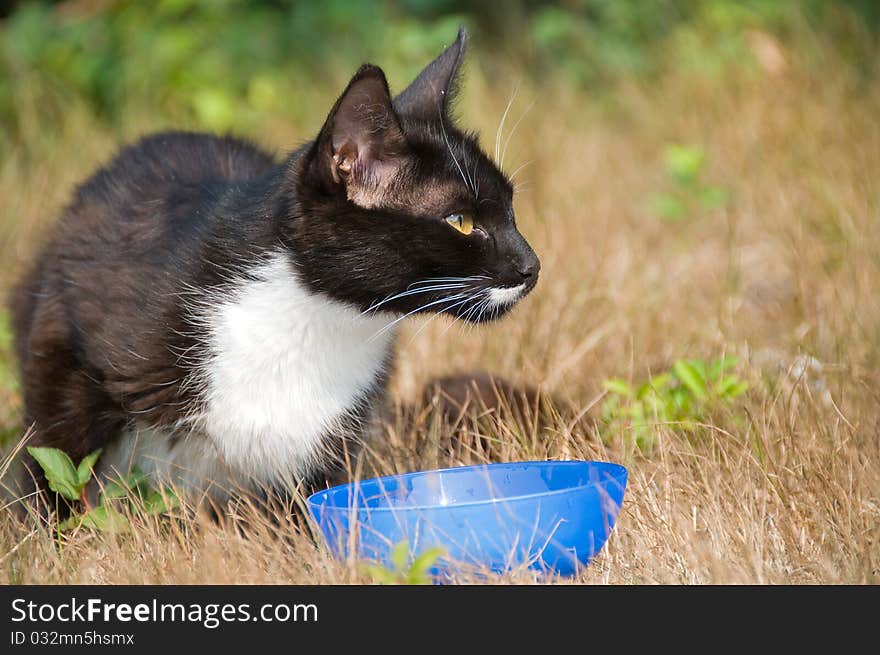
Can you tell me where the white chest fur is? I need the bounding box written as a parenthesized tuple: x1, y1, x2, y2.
(198, 252, 395, 484)
(100, 252, 396, 494)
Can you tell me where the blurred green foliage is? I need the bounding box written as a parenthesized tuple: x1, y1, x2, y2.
(0, 0, 877, 149)
(362, 540, 445, 584)
(0, 310, 15, 392)
(0, 310, 18, 447)
(651, 144, 729, 221)
(601, 356, 749, 451)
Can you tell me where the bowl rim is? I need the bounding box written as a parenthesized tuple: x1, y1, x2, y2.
(306, 459, 628, 513)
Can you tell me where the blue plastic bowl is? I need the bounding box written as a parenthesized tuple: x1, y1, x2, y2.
(306, 460, 628, 577)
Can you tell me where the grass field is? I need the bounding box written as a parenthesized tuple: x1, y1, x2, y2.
(1, 26, 878, 584)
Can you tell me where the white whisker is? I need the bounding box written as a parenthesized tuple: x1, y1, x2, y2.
(362, 275, 489, 315)
(509, 159, 533, 182)
(458, 295, 491, 335)
(495, 83, 519, 165)
(440, 290, 490, 338)
(501, 99, 535, 172)
(363, 283, 467, 314)
(461, 296, 492, 335)
(368, 292, 469, 342)
(439, 112, 475, 197)
(405, 293, 479, 346)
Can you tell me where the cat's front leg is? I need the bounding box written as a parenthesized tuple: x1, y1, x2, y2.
(14, 327, 125, 519)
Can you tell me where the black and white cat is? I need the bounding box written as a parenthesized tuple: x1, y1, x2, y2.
(11, 28, 539, 506)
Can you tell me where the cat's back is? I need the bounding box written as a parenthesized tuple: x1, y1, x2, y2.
(72, 130, 276, 221)
(11, 132, 279, 379)
(36, 130, 278, 265)
(87, 130, 276, 191)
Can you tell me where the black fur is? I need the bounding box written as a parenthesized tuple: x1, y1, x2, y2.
(10, 28, 539, 510)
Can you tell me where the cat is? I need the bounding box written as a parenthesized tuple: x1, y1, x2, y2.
(10, 27, 539, 511)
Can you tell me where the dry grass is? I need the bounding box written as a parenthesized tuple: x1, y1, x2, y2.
(1, 34, 878, 584)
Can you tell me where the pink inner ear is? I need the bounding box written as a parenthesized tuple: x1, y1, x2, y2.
(345, 153, 407, 208)
(331, 153, 350, 179)
(321, 65, 408, 195)
(332, 116, 406, 192)
(331, 138, 381, 187)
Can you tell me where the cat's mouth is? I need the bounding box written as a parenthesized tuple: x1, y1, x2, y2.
(486, 283, 527, 308)
(449, 278, 535, 324)
(363, 274, 535, 325)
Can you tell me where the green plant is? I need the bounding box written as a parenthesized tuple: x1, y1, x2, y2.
(600, 356, 749, 450)
(362, 540, 445, 585)
(2, 1, 876, 152)
(0, 310, 18, 392)
(650, 144, 729, 221)
(0, 310, 21, 448)
(26, 446, 179, 533)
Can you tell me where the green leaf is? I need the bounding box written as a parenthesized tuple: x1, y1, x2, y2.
(665, 144, 705, 185)
(725, 380, 749, 399)
(57, 514, 82, 533)
(650, 193, 687, 220)
(633, 422, 651, 451)
(27, 447, 81, 501)
(699, 185, 729, 210)
(636, 381, 653, 401)
(142, 488, 180, 515)
(406, 547, 444, 585)
(709, 356, 739, 379)
(76, 449, 103, 487)
(79, 505, 131, 533)
(600, 395, 620, 422)
(603, 378, 633, 397)
(648, 372, 673, 390)
(598, 354, 750, 451)
(59, 505, 131, 534)
(673, 360, 708, 400)
(638, 373, 672, 400)
(100, 468, 151, 501)
(690, 359, 709, 381)
(362, 563, 397, 585)
(391, 540, 410, 573)
(642, 393, 667, 420)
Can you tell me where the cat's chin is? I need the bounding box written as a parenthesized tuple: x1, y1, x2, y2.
(448, 281, 532, 323)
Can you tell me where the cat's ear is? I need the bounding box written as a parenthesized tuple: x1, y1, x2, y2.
(311, 64, 408, 206)
(393, 27, 467, 121)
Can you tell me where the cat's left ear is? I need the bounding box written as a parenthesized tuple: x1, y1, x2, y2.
(311, 64, 408, 206)
(394, 27, 467, 121)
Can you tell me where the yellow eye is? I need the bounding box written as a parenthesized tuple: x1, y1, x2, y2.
(445, 212, 474, 235)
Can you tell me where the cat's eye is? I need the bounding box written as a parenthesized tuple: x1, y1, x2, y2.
(445, 212, 474, 235)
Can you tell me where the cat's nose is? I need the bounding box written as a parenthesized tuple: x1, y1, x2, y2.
(498, 228, 540, 287)
(516, 254, 540, 283)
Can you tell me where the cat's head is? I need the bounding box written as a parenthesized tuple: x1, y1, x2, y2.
(288, 28, 539, 323)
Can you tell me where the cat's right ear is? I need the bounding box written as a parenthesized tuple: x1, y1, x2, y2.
(393, 27, 467, 121)
(308, 64, 408, 207)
